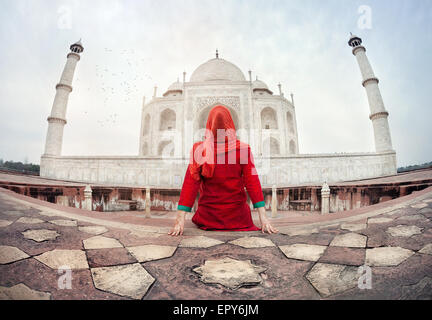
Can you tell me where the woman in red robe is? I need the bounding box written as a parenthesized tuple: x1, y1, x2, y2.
(169, 105, 278, 236)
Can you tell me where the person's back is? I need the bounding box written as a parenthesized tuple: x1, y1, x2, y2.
(169, 105, 277, 236)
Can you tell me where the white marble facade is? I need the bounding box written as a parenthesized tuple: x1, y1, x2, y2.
(139, 56, 299, 159)
(40, 39, 397, 188)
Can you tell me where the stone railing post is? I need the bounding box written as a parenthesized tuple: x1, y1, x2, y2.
(321, 182, 330, 214)
(145, 187, 151, 218)
(271, 185, 277, 218)
(83, 185, 92, 211)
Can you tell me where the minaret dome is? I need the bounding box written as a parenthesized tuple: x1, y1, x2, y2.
(348, 33, 362, 48)
(70, 39, 84, 54)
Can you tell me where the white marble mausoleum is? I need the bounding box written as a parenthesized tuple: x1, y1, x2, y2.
(40, 35, 397, 188)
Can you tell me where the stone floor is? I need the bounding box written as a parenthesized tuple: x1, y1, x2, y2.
(0, 186, 431, 300)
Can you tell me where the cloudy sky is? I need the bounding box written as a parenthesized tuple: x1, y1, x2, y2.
(0, 0, 431, 167)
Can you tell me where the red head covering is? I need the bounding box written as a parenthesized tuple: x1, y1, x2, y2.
(189, 105, 248, 181)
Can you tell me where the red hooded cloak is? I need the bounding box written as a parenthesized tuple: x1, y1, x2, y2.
(178, 105, 265, 231)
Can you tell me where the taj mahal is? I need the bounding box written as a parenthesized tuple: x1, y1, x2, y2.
(40, 34, 397, 188)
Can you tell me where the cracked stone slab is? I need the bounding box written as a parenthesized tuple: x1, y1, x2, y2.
(368, 217, 393, 224)
(78, 226, 108, 235)
(305, 263, 358, 297)
(179, 236, 224, 248)
(0, 245, 30, 264)
(279, 244, 327, 262)
(129, 229, 160, 238)
(91, 263, 155, 299)
(35, 249, 89, 269)
(341, 223, 366, 232)
(0, 283, 51, 300)
(22, 229, 60, 242)
(419, 244, 432, 255)
(127, 245, 176, 262)
(411, 203, 428, 209)
(83, 236, 123, 249)
(280, 228, 319, 237)
(228, 236, 275, 248)
(0, 219, 13, 227)
(386, 225, 423, 237)
(330, 233, 367, 248)
(365, 247, 414, 267)
(16, 217, 45, 224)
(49, 219, 77, 227)
(193, 257, 266, 290)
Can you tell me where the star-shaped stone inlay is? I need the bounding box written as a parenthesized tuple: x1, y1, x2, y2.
(16, 217, 45, 224)
(78, 226, 108, 235)
(22, 229, 60, 242)
(35, 249, 89, 269)
(49, 219, 78, 227)
(386, 225, 423, 237)
(0, 245, 30, 264)
(0, 283, 51, 300)
(83, 236, 123, 249)
(306, 263, 359, 297)
(179, 236, 224, 248)
(193, 257, 266, 290)
(330, 233, 367, 248)
(365, 247, 414, 267)
(91, 263, 155, 299)
(229, 236, 275, 248)
(127, 245, 176, 262)
(279, 244, 327, 262)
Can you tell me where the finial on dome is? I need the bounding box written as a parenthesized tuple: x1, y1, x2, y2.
(216, 49, 219, 59)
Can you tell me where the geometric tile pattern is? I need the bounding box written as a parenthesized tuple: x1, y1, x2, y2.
(1, 188, 431, 300)
(193, 257, 266, 290)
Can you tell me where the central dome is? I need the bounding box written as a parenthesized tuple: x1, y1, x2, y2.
(190, 58, 246, 82)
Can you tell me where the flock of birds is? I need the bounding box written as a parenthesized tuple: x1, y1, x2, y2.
(80, 48, 155, 127)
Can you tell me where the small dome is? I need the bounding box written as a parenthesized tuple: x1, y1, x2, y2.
(190, 58, 246, 82)
(252, 79, 268, 90)
(163, 80, 183, 96)
(252, 79, 273, 94)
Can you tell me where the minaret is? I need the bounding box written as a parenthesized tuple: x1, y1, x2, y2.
(349, 34, 393, 152)
(43, 40, 84, 156)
